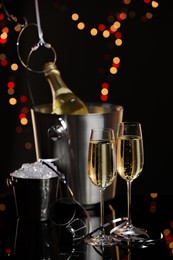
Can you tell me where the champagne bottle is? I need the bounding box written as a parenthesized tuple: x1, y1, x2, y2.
(43, 62, 88, 115)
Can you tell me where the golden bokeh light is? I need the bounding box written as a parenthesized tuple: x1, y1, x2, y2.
(115, 38, 122, 46)
(77, 22, 85, 30)
(21, 118, 28, 125)
(71, 13, 79, 21)
(9, 97, 17, 105)
(11, 63, 18, 71)
(90, 28, 98, 36)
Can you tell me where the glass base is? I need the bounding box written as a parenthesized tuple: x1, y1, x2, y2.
(84, 232, 119, 247)
(111, 223, 149, 241)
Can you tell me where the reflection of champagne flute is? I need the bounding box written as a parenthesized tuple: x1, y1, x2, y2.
(111, 122, 148, 240)
(85, 128, 118, 247)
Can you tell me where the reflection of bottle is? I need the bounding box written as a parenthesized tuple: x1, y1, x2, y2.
(43, 62, 88, 115)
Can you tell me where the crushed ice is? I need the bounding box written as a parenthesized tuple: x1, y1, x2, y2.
(10, 161, 58, 179)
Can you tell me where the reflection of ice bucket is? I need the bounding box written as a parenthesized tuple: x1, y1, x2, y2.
(31, 102, 123, 205)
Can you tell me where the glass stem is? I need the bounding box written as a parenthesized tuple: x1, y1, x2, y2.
(100, 188, 106, 234)
(127, 181, 132, 227)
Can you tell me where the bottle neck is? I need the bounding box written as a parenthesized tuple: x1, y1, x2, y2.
(43, 62, 88, 114)
(45, 69, 73, 96)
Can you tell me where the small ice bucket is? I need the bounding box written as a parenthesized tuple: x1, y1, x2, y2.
(7, 162, 59, 221)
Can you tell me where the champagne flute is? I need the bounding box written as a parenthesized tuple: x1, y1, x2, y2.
(111, 122, 148, 240)
(84, 128, 118, 247)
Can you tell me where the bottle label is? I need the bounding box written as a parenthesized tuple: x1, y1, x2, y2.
(55, 88, 72, 96)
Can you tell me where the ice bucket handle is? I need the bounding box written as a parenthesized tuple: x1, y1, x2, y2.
(6, 177, 14, 188)
(6, 176, 20, 188)
(47, 117, 67, 142)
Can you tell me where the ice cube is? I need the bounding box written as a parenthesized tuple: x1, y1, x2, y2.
(10, 161, 58, 179)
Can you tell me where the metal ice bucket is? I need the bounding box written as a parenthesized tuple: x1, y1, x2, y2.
(7, 175, 59, 221)
(31, 102, 123, 205)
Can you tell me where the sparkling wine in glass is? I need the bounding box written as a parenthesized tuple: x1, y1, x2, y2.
(84, 128, 118, 247)
(111, 121, 149, 240)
